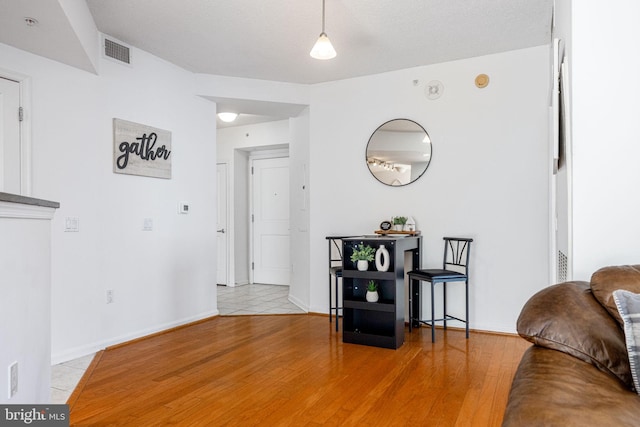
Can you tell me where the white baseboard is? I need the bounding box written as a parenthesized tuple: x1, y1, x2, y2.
(288, 294, 308, 312)
(51, 309, 219, 365)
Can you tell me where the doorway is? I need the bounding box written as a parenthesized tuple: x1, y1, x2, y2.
(0, 77, 21, 194)
(250, 155, 290, 286)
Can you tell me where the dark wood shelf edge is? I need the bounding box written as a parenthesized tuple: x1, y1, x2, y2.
(342, 270, 395, 279)
(343, 331, 400, 349)
(343, 300, 395, 312)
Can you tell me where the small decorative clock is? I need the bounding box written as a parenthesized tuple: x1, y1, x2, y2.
(380, 220, 392, 231)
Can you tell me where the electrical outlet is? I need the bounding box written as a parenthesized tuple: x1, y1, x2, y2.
(106, 290, 114, 304)
(8, 361, 17, 399)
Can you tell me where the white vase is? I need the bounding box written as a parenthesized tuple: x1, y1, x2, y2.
(375, 245, 390, 272)
(357, 260, 368, 271)
(366, 291, 379, 302)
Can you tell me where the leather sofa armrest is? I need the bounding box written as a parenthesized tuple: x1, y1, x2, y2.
(517, 281, 632, 389)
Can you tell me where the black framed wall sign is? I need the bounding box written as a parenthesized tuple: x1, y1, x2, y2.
(113, 118, 172, 179)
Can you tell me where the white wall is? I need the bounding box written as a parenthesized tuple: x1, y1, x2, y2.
(288, 109, 311, 309)
(1, 33, 555, 385)
(552, 0, 573, 282)
(309, 46, 551, 333)
(570, 0, 640, 280)
(0, 41, 219, 364)
(0, 202, 57, 404)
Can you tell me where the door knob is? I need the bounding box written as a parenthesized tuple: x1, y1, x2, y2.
(217, 228, 226, 233)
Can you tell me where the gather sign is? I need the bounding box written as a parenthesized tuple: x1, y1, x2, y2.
(113, 118, 172, 179)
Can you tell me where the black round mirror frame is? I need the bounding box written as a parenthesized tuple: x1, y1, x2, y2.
(365, 119, 432, 187)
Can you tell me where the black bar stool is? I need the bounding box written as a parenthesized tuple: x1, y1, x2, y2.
(408, 237, 473, 342)
(326, 236, 348, 331)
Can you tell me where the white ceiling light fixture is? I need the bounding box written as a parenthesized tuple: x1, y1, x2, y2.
(217, 112, 238, 123)
(310, 0, 336, 60)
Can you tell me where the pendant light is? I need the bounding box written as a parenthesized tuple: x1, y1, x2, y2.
(310, 0, 336, 60)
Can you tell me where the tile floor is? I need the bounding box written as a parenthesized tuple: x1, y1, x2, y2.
(50, 353, 95, 404)
(50, 284, 305, 403)
(217, 284, 306, 315)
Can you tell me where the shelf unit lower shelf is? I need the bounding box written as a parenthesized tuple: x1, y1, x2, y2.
(343, 331, 399, 349)
(343, 300, 395, 312)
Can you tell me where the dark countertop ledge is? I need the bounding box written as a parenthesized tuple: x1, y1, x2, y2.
(0, 192, 60, 209)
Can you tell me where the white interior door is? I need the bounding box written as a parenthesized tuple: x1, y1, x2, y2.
(216, 163, 228, 285)
(0, 77, 20, 193)
(252, 156, 290, 285)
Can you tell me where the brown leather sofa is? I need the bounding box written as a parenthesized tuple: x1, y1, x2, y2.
(502, 265, 640, 426)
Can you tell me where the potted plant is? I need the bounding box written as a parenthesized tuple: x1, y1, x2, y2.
(393, 216, 407, 231)
(350, 243, 375, 271)
(366, 280, 379, 302)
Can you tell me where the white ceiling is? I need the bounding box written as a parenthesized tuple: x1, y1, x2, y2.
(0, 0, 553, 125)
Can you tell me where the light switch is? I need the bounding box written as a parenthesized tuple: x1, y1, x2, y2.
(143, 218, 153, 231)
(64, 217, 79, 232)
(178, 201, 190, 214)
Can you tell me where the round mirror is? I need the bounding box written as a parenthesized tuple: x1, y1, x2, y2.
(366, 119, 432, 186)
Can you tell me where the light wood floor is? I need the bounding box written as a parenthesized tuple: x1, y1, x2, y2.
(68, 315, 530, 426)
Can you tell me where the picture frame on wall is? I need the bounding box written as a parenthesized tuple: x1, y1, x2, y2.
(113, 118, 172, 179)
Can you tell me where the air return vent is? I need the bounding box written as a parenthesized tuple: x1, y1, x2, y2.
(103, 36, 131, 65)
(557, 250, 568, 283)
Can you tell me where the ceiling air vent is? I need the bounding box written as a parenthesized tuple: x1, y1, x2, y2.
(103, 36, 131, 65)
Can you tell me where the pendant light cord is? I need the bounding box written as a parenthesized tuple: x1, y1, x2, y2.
(322, 0, 326, 33)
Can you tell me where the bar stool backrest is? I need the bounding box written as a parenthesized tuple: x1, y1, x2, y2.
(443, 237, 473, 276)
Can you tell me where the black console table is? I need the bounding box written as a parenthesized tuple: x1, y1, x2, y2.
(341, 236, 421, 349)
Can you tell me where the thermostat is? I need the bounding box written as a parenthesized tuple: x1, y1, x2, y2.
(178, 201, 190, 214)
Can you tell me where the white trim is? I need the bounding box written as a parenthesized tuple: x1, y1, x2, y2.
(216, 162, 230, 286)
(287, 294, 309, 313)
(561, 58, 574, 281)
(248, 148, 289, 160)
(19, 77, 32, 196)
(0, 68, 33, 196)
(50, 310, 220, 365)
(0, 201, 56, 220)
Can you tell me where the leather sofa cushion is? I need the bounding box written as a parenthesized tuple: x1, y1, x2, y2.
(591, 264, 640, 326)
(517, 281, 632, 389)
(503, 346, 640, 427)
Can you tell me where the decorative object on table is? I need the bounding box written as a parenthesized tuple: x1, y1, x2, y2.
(350, 243, 375, 271)
(375, 244, 390, 272)
(393, 216, 407, 231)
(374, 229, 421, 236)
(405, 216, 416, 232)
(379, 220, 392, 231)
(366, 280, 379, 302)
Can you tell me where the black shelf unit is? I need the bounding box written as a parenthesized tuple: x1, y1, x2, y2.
(342, 236, 421, 349)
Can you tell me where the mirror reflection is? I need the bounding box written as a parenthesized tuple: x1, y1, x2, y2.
(366, 119, 432, 186)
